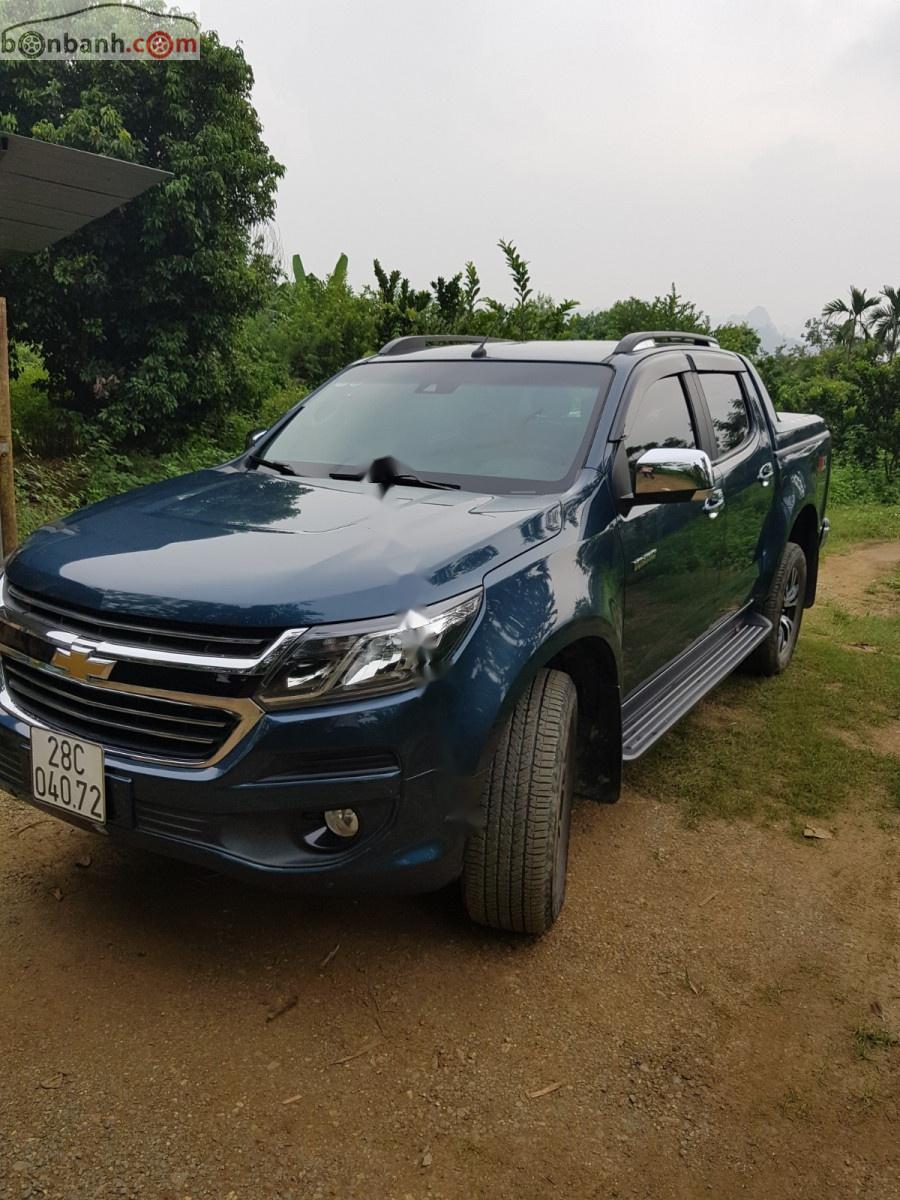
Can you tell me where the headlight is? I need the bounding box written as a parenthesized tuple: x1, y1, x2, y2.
(257, 588, 482, 709)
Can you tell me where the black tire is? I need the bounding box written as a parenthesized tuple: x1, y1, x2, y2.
(462, 669, 578, 935)
(746, 542, 807, 677)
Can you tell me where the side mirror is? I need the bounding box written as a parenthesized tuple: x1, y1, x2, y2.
(245, 428, 267, 451)
(631, 447, 714, 504)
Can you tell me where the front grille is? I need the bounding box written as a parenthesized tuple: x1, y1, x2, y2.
(2, 657, 239, 763)
(6, 584, 276, 659)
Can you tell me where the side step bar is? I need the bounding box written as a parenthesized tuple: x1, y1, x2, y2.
(621, 611, 771, 761)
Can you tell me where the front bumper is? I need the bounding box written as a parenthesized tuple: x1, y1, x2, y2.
(0, 688, 482, 894)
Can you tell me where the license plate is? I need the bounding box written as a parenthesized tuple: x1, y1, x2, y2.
(30, 728, 106, 824)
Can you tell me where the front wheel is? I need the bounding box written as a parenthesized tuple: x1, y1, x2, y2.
(746, 542, 808, 676)
(462, 669, 578, 935)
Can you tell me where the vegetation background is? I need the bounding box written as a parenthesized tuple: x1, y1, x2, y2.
(1, 15, 898, 539)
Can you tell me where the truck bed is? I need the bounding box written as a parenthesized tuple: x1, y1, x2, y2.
(772, 410, 828, 450)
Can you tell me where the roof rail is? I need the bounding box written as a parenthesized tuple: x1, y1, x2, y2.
(613, 330, 720, 355)
(377, 334, 512, 356)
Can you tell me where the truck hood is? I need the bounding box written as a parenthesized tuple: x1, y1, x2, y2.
(6, 467, 563, 627)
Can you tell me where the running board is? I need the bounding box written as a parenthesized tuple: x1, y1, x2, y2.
(621, 611, 771, 761)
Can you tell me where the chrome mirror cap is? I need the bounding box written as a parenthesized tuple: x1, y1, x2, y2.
(632, 447, 715, 501)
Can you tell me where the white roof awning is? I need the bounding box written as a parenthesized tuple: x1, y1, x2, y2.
(0, 132, 171, 256)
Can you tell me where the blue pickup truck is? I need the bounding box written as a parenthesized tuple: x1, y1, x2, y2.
(0, 331, 830, 933)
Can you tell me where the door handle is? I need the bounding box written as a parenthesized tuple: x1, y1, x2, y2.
(703, 488, 725, 518)
(758, 462, 774, 487)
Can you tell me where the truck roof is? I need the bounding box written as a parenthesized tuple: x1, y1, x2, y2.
(365, 339, 618, 364)
(365, 331, 733, 366)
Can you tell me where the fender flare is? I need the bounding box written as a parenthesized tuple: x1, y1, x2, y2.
(474, 617, 623, 801)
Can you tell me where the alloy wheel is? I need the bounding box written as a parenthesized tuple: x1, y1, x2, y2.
(778, 564, 802, 658)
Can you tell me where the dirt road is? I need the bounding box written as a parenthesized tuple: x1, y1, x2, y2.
(1, 544, 898, 1200)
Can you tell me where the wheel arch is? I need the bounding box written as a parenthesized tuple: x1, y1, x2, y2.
(483, 622, 622, 803)
(788, 503, 820, 606)
(545, 634, 622, 802)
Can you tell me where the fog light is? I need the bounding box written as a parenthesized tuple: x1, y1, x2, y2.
(324, 808, 360, 838)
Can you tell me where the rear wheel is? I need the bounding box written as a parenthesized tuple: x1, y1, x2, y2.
(746, 542, 807, 676)
(462, 669, 577, 935)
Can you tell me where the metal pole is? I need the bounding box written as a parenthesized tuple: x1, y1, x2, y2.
(0, 297, 18, 555)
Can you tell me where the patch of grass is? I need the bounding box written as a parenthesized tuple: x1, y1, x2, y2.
(825, 502, 900, 554)
(853, 1026, 900, 1059)
(848, 1084, 878, 1112)
(812, 600, 900, 657)
(626, 571, 900, 826)
(777, 1086, 812, 1122)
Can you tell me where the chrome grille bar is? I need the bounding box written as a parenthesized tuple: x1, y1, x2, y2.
(6, 584, 272, 654)
(1, 578, 307, 673)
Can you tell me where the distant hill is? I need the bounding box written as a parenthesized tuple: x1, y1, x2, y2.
(726, 307, 800, 354)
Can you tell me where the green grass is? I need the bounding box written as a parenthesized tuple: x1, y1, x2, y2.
(854, 1027, 900, 1060)
(777, 1087, 812, 1122)
(626, 548, 900, 827)
(825, 502, 900, 554)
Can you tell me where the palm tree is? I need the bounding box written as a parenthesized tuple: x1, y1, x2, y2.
(822, 286, 881, 350)
(872, 285, 900, 362)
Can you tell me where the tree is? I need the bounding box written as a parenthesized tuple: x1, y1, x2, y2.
(872, 285, 900, 362)
(498, 238, 533, 340)
(0, 23, 284, 445)
(710, 323, 762, 358)
(569, 284, 710, 341)
(270, 253, 376, 385)
(462, 262, 481, 320)
(822, 286, 880, 350)
(430, 274, 464, 330)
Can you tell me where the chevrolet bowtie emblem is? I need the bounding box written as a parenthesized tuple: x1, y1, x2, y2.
(51, 646, 115, 682)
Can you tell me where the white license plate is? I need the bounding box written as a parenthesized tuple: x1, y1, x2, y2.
(30, 728, 106, 824)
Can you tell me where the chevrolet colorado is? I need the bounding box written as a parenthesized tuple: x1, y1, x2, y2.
(0, 331, 830, 933)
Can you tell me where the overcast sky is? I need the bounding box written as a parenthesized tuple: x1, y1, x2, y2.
(190, 0, 899, 334)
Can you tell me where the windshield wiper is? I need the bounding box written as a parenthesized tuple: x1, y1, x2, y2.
(249, 455, 298, 477)
(330, 455, 460, 493)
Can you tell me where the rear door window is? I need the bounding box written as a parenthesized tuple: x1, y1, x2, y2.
(700, 373, 751, 458)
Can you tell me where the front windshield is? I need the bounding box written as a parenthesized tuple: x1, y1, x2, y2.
(258, 360, 614, 494)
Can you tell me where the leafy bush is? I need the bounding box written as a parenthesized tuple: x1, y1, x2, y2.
(9, 348, 82, 458)
(759, 342, 900, 485)
(828, 458, 900, 506)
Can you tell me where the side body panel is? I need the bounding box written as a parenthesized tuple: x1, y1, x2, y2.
(468, 470, 623, 758)
(686, 361, 777, 613)
(603, 352, 728, 694)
